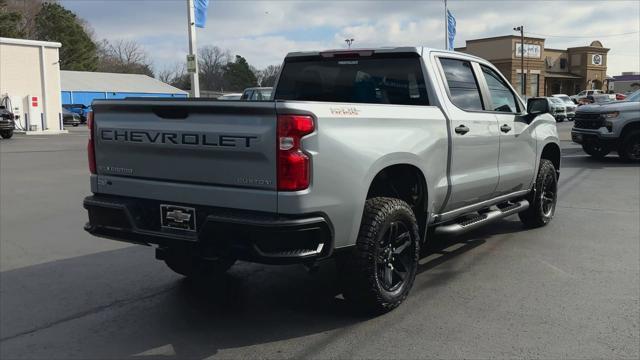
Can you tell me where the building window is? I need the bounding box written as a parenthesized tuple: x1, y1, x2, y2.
(530, 74, 539, 97)
(516, 72, 526, 96)
(560, 58, 567, 69)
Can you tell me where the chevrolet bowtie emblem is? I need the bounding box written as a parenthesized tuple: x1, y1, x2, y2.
(166, 210, 191, 223)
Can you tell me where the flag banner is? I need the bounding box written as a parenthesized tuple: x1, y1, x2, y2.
(447, 9, 456, 50)
(195, 0, 210, 28)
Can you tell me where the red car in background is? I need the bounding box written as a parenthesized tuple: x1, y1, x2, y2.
(616, 93, 627, 101)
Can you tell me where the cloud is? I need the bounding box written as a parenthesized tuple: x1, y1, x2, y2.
(61, 0, 639, 76)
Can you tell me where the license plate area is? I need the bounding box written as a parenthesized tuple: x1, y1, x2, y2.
(160, 204, 197, 232)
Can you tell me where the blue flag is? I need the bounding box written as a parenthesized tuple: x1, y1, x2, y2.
(194, 0, 209, 28)
(447, 9, 456, 50)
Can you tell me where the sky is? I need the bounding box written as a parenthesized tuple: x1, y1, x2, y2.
(60, 0, 640, 76)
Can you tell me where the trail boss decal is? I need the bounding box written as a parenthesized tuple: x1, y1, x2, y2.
(100, 129, 258, 148)
(330, 107, 360, 116)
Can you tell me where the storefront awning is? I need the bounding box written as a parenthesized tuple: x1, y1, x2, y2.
(545, 72, 583, 79)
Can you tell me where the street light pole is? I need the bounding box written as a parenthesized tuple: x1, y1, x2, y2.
(514, 25, 525, 96)
(187, 0, 200, 98)
(345, 38, 354, 48)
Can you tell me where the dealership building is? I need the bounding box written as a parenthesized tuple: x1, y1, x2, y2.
(457, 35, 610, 97)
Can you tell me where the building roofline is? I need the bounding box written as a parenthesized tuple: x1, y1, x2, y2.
(465, 34, 545, 43)
(0, 37, 62, 48)
(567, 46, 610, 52)
(544, 48, 566, 52)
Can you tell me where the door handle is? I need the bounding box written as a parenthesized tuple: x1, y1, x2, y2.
(500, 124, 512, 133)
(455, 125, 470, 135)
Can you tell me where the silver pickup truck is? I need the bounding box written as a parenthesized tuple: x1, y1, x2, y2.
(84, 48, 560, 313)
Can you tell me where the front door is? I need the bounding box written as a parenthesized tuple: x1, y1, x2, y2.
(477, 64, 536, 196)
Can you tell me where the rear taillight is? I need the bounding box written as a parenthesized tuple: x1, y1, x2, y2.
(277, 114, 314, 191)
(87, 111, 96, 174)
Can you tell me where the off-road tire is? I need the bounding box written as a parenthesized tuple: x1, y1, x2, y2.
(618, 130, 640, 162)
(163, 249, 235, 278)
(0, 130, 13, 139)
(519, 159, 557, 228)
(582, 143, 609, 158)
(337, 197, 420, 314)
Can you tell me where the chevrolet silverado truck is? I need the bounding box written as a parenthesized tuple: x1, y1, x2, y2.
(84, 48, 560, 313)
(572, 89, 640, 161)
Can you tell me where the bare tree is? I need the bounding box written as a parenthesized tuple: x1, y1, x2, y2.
(258, 64, 282, 87)
(157, 62, 189, 89)
(5, 0, 44, 38)
(198, 45, 231, 91)
(97, 39, 154, 77)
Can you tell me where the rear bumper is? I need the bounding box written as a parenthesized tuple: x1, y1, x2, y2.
(83, 195, 333, 264)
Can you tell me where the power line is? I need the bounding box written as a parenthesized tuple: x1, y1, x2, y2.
(525, 31, 639, 39)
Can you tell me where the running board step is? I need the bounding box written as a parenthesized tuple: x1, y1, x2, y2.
(434, 199, 529, 236)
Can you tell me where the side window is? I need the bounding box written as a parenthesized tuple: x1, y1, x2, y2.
(241, 90, 251, 100)
(480, 65, 520, 113)
(439, 58, 484, 111)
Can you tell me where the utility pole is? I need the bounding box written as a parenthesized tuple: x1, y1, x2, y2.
(187, 0, 200, 97)
(514, 25, 525, 96)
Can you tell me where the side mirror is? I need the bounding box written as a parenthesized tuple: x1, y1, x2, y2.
(527, 98, 550, 116)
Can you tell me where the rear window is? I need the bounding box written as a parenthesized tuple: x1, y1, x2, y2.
(274, 55, 429, 105)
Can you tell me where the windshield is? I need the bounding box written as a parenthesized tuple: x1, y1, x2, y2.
(275, 54, 429, 105)
(625, 90, 640, 102)
(557, 95, 572, 104)
(549, 98, 562, 104)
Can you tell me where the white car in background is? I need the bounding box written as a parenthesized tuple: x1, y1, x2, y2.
(217, 93, 243, 100)
(570, 89, 604, 103)
(548, 97, 568, 122)
(552, 94, 577, 120)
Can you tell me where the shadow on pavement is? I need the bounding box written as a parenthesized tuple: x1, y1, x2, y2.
(0, 218, 529, 359)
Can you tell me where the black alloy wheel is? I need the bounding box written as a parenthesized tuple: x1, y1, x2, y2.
(620, 130, 640, 162)
(540, 169, 557, 219)
(376, 221, 414, 292)
(338, 197, 420, 314)
(519, 159, 558, 228)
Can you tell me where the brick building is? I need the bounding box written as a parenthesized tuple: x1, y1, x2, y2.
(457, 35, 610, 96)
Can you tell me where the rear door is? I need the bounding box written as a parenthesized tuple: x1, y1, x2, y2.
(92, 100, 278, 210)
(477, 64, 536, 196)
(437, 57, 500, 211)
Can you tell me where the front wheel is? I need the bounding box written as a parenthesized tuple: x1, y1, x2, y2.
(582, 143, 609, 158)
(618, 130, 640, 162)
(337, 197, 420, 314)
(519, 159, 558, 228)
(0, 130, 13, 139)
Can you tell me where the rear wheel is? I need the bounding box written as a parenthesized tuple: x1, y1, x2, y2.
(162, 248, 235, 278)
(338, 197, 419, 314)
(618, 130, 640, 162)
(0, 130, 13, 139)
(519, 159, 557, 228)
(582, 143, 609, 158)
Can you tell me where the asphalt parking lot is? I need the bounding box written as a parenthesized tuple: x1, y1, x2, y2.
(1, 123, 638, 359)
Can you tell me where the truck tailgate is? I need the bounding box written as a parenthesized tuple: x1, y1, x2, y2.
(91, 99, 277, 210)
